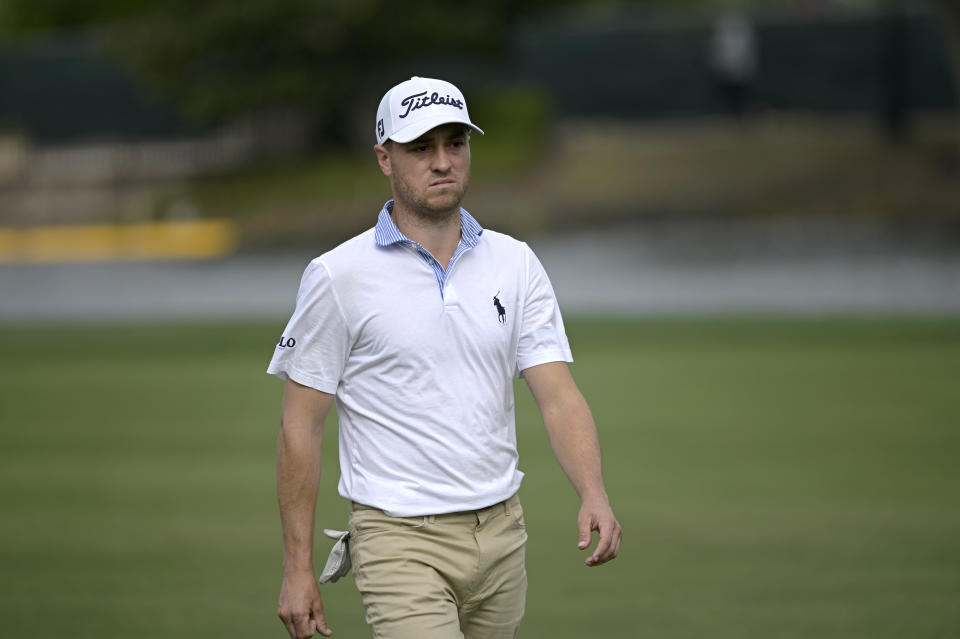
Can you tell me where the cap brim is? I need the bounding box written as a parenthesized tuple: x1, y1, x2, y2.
(389, 116, 484, 143)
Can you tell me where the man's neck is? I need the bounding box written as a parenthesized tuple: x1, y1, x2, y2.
(391, 201, 462, 269)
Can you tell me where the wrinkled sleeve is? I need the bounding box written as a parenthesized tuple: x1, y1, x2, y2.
(266, 259, 351, 394)
(516, 243, 573, 374)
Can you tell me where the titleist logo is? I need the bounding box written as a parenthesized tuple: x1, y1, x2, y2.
(398, 91, 464, 119)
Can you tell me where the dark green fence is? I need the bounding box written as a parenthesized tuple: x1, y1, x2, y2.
(513, 8, 956, 117)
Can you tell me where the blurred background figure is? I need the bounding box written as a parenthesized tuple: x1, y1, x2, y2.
(708, 12, 758, 119)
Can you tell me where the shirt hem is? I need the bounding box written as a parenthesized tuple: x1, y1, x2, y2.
(266, 362, 338, 394)
(517, 348, 573, 375)
(341, 478, 525, 518)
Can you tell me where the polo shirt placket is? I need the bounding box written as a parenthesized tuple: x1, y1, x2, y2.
(373, 202, 483, 309)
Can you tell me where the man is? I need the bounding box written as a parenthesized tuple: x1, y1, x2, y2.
(269, 76, 621, 639)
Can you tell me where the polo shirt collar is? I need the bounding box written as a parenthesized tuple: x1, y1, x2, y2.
(374, 200, 483, 248)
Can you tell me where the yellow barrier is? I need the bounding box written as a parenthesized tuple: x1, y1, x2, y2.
(0, 220, 238, 263)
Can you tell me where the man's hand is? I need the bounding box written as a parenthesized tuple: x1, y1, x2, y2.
(577, 497, 622, 567)
(278, 570, 332, 638)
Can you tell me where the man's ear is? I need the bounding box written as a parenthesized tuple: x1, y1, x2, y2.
(374, 144, 392, 176)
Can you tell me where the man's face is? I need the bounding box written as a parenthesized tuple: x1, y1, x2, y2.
(375, 123, 471, 218)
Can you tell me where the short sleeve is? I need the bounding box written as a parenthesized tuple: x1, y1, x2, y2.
(516, 244, 573, 374)
(266, 259, 351, 393)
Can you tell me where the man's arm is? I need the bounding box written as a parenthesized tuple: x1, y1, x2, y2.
(523, 361, 622, 566)
(276, 378, 335, 638)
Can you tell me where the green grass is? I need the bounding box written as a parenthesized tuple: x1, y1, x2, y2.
(1, 319, 959, 638)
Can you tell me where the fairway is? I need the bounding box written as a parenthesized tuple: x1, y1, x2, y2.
(1, 319, 959, 638)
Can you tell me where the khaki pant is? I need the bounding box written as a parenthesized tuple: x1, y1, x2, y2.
(348, 494, 528, 639)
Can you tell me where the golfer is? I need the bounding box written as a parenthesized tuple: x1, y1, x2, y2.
(269, 76, 621, 639)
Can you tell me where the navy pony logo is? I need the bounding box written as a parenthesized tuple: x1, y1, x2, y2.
(493, 291, 506, 324)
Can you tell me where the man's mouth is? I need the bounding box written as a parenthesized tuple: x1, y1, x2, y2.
(429, 179, 456, 187)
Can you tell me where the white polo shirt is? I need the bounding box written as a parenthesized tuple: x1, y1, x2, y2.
(267, 201, 572, 516)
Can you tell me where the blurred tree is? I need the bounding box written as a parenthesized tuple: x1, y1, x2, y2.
(938, 0, 960, 108)
(0, 1, 767, 138)
(3, 0, 953, 146)
(0, 0, 563, 144)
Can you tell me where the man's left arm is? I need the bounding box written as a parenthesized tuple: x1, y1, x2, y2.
(523, 361, 622, 566)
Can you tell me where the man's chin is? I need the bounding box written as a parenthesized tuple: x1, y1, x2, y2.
(421, 193, 464, 215)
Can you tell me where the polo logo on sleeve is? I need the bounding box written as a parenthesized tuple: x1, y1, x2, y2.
(493, 291, 506, 324)
(277, 336, 296, 348)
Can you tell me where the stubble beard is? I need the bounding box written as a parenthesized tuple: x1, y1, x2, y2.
(392, 171, 470, 223)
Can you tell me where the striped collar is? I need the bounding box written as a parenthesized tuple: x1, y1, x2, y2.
(374, 200, 483, 248)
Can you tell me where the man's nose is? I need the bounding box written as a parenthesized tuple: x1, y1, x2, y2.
(431, 147, 452, 172)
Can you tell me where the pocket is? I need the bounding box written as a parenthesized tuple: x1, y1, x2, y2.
(349, 506, 427, 538)
(508, 500, 527, 530)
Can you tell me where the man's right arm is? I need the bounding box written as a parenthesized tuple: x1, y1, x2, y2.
(276, 378, 335, 638)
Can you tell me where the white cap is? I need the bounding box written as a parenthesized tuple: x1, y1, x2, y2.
(375, 76, 484, 145)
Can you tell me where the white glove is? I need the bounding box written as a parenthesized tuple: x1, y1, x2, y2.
(317, 529, 351, 584)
